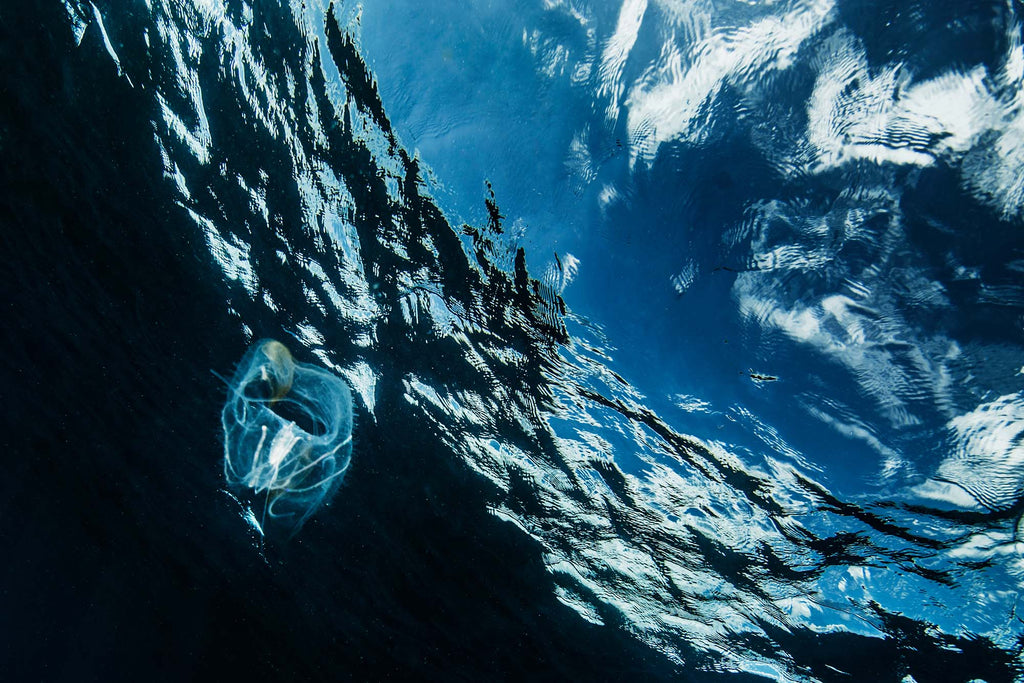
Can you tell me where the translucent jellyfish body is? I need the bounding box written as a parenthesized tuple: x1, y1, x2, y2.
(222, 339, 353, 536)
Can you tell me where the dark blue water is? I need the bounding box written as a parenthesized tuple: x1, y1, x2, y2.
(2, 1, 1022, 680)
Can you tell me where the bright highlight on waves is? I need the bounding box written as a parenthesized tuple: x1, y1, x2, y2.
(222, 339, 353, 537)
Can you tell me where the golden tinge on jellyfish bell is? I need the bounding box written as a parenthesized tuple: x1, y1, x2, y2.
(258, 339, 295, 404)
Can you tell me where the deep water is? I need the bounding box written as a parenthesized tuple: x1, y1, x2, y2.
(2, 1, 1023, 681)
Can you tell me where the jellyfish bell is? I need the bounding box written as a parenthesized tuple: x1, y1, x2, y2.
(222, 339, 353, 537)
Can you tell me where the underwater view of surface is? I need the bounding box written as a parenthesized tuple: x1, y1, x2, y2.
(2, 0, 1023, 680)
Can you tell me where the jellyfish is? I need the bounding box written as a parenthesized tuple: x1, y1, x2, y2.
(221, 339, 353, 537)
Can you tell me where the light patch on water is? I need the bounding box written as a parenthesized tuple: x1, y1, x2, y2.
(89, 3, 134, 86)
(805, 402, 905, 469)
(565, 126, 596, 194)
(805, 20, 1024, 219)
(152, 10, 213, 165)
(625, 0, 835, 166)
(523, 28, 575, 80)
(925, 393, 1024, 512)
(597, 184, 620, 214)
(340, 361, 378, 416)
(292, 321, 326, 349)
(552, 584, 605, 626)
(187, 208, 258, 296)
(235, 173, 269, 227)
(670, 260, 698, 294)
(671, 393, 713, 414)
(61, 1, 90, 45)
(806, 31, 1001, 170)
(596, 0, 647, 122)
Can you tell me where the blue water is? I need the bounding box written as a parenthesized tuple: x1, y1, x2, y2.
(2, 0, 1023, 680)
